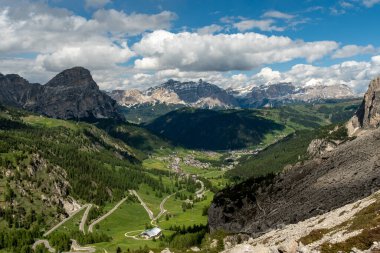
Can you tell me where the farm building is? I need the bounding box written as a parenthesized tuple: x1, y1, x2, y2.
(140, 227, 162, 239)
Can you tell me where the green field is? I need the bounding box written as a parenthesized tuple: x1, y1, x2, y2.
(93, 202, 161, 251)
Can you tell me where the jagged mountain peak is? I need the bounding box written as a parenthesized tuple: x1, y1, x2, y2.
(348, 76, 380, 134)
(0, 67, 119, 120)
(45, 66, 97, 89)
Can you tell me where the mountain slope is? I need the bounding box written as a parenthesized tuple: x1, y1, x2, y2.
(0, 67, 119, 120)
(209, 126, 380, 234)
(145, 108, 286, 150)
(208, 77, 380, 240)
(145, 100, 359, 151)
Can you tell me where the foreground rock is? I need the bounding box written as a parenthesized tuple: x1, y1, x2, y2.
(0, 67, 119, 120)
(222, 189, 380, 253)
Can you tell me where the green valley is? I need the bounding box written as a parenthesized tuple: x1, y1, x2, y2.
(0, 99, 360, 252)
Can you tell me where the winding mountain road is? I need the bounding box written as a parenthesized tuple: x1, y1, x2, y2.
(79, 204, 92, 234)
(130, 190, 154, 220)
(43, 204, 90, 237)
(195, 179, 205, 198)
(33, 240, 56, 253)
(68, 239, 95, 253)
(88, 197, 128, 233)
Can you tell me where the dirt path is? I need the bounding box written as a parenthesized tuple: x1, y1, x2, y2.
(43, 204, 89, 237)
(68, 239, 95, 253)
(195, 179, 205, 198)
(88, 197, 128, 233)
(33, 240, 56, 253)
(130, 190, 154, 220)
(79, 204, 92, 234)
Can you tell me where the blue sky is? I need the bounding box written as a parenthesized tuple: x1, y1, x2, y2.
(1, 0, 380, 92)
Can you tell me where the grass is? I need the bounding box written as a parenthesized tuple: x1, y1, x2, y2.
(299, 229, 329, 245)
(159, 191, 213, 229)
(137, 184, 168, 217)
(93, 201, 160, 252)
(22, 115, 80, 130)
(51, 208, 86, 234)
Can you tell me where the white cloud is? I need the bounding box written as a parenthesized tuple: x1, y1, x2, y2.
(92, 9, 177, 36)
(36, 42, 134, 72)
(233, 19, 284, 32)
(262, 10, 295, 19)
(332, 44, 377, 58)
(133, 30, 338, 72)
(0, 1, 176, 54)
(362, 0, 380, 7)
(0, 0, 179, 89)
(196, 24, 223, 35)
(85, 0, 111, 9)
(246, 56, 380, 93)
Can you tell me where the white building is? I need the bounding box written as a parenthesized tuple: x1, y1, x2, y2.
(140, 227, 162, 239)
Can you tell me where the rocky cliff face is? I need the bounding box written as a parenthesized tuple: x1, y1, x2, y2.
(0, 67, 119, 120)
(348, 77, 380, 135)
(0, 73, 41, 108)
(208, 129, 380, 235)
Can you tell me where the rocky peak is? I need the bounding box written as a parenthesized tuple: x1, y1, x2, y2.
(45, 67, 97, 89)
(0, 67, 120, 120)
(347, 76, 380, 135)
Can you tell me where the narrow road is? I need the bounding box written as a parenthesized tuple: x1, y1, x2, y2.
(195, 179, 205, 198)
(43, 204, 89, 237)
(33, 240, 56, 253)
(67, 239, 95, 253)
(79, 204, 92, 234)
(88, 197, 128, 233)
(130, 190, 154, 220)
(153, 189, 185, 222)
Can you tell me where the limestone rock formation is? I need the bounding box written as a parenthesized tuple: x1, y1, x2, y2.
(0, 67, 119, 120)
(348, 77, 380, 135)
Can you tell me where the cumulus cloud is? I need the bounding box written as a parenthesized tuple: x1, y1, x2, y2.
(0, 0, 179, 89)
(247, 56, 380, 93)
(133, 30, 338, 72)
(36, 42, 134, 72)
(332, 44, 378, 58)
(92, 9, 177, 36)
(0, 1, 176, 54)
(85, 0, 111, 9)
(123, 55, 380, 94)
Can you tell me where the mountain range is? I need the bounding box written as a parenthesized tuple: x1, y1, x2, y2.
(110, 80, 357, 109)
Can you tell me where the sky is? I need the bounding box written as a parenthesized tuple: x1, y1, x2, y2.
(1, 0, 380, 93)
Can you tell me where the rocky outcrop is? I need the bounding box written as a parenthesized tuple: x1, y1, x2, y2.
(0, 73, 41, 108)
(0, 67, 119, 120)
(208, 127, 380, 235)
(348, 77, 380, 135)
(307, 138, 337, 157)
